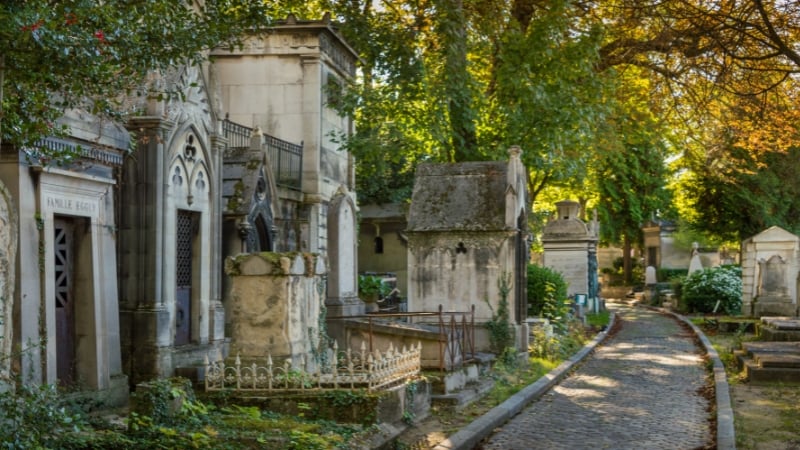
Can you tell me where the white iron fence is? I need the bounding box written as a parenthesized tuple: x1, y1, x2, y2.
(204, 341, 421, 393)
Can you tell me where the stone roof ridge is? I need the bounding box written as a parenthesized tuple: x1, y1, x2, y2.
(743, 225, 800, 244)
(407, 150, 527, 232)
(222, 147, 278, 216)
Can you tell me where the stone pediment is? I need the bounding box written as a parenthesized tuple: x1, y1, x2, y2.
(543, 219, 590, 237)
(222, 147, 277, 216)
(745, 226, 800, 244)
(542, 200, 598, 241)
(165, 65, 214, 139)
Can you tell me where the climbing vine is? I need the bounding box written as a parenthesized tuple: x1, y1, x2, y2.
(485, 273, 515, 364)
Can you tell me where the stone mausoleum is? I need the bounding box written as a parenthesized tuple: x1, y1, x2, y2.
(0, 14, 360, 402)
(0, 110, 129, 404)
(406, 147, 529, 351)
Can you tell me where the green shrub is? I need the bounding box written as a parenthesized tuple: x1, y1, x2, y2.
(539, 283, 572, 334)
(682, 266, 742, 314)
(657, 268, 688, 282)
(485, 273, 514, 357)
(0, 382, 84, 449)
(528, 318, 587, 361)
(527, 264, 567, 317)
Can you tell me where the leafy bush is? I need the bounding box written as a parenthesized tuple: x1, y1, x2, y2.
(528, 318, 587, 361)
(539, 282, 573, 334)
(485, 274, 514, 358)
(682, 266, 742, 314)
(0, 382, 83, 449)
(527, 264, 567, 317)
(657, 268, 688, 282)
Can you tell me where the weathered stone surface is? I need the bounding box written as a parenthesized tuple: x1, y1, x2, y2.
(227, 252, 325, 369)
(542, 200, 599, 299)
(0, 179, 16, 380)
(406, 150, 528, 350)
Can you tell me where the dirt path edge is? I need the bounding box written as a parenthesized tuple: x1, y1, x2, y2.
(662, 307, 737, 450)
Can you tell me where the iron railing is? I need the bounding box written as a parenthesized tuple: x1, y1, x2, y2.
(204, 341, 421, 393)
(264, 134, 303, 191)
(221, 119, 252, 149)
(329, 305, 476, 372)
(222, 119, 303, 191)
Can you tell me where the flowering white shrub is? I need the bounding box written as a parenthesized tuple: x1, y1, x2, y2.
(682, 266, 742, 314)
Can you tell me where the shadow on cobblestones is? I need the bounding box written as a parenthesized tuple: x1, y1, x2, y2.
(478, 303, 714, 450)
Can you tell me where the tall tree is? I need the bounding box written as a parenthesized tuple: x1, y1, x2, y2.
(594, 0, 800, 158)
(681, 134, 800, 243)
(594, 68, 673, 283)
(331, 0, 610, 205)
(0, 0, 269, 157)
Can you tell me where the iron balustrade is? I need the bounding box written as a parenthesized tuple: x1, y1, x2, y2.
(222, 119, 303, 191)
(204, 341, 421, 393)
(264, 134, 303, 191)
(221, 119, 252, 149)
(31, 137, 125, 166)
(328, 305, 476, 372)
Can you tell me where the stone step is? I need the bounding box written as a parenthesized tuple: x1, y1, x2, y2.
(741, 341, 800, 355)
(758, 317, 800, 342)
(759, 327, 800, 342)
(743, 359, 800, 384)
(755, 353, 800, 369)
(431, 378, 495, 412)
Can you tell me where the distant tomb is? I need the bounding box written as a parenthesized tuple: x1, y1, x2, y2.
(541, 200, 600, 307)
(741, 226, 800, 316)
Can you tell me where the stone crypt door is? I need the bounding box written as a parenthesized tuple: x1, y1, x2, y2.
(54, 217, 76, 385)
(53, 215, 93, 387)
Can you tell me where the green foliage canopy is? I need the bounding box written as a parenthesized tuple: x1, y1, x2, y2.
(330, 0, 611, 205)
(0, 0, 270, 155)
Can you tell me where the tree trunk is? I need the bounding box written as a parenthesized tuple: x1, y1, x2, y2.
(623, 233, 633, 285)
(439, 0, 478, 161)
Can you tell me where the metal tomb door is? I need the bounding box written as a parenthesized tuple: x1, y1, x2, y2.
(175, 210, 197, 346)
(54, 218, 76, 385)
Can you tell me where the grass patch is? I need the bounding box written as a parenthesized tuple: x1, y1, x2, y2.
(586, 310, 610, 328)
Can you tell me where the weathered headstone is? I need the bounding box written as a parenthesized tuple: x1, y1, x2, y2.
(645, 266, 658, 285)
(326, 191, 360, 317)
(741, 226, 799, 316)
(225, 253, 326, 370)
(759, 254, 788, 296)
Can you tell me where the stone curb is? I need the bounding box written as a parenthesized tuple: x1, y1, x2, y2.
(431, 313, 616, 450)
(661, 308, 737, 450)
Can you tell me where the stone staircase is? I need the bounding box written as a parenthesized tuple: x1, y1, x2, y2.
(429, 353, 496, 411)
(736, 317, 800, 383)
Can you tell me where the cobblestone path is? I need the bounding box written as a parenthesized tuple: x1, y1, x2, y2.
(479, 303, 712, 450)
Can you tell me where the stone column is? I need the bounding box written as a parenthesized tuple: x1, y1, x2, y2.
(120, 116, 175, 383)
(208, 132, 227, 343)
